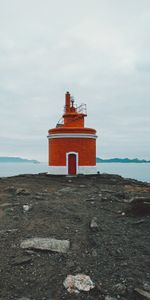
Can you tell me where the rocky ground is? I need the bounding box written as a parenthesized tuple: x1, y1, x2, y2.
(0, 173, 150, 300)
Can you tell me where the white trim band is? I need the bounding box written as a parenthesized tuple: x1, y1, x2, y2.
(47, 133, 97, 139)
(48, 165, 97, 175)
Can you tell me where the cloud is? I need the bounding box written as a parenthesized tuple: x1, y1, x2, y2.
(0, 0, 150, 161)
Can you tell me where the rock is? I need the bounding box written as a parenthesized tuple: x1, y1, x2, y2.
(116, 247, 123, 255)
(34, 195, 43, 200)
(58, 187, 75, 193)
(120, 261, 128, 267)
(18, 298, 31, 300)
(16, 188, 30, 195)
(0, 202, 11, 208)
(63, 274, 95, 294)
(112, 283, 127, 296)
(144, 283, 150, 292)
(135, 288, 150, 299)
(105, 296, 118, 300)
(121, 212, 126, 216)
(101, 196, 109, 201)
(66, 260, 75, 268)
(36, 192, 48, 197)
(115, 191, 127, 199)
(23, 205, 31, 212)
(90, 217, 98, 231)
(12, 256, 32, 265)
(25, 250, 35, 255)
(132, 219, 145, 225)
(101, 189, 115, 193)
(91, 249, 97, 257)
(20, 237, 70, 253)
(0, 229, 18, 234)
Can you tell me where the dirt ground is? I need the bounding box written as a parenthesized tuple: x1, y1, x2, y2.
(0, 173, 149, 300)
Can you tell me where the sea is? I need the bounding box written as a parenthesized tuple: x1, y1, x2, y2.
(0, 162, 150, 183)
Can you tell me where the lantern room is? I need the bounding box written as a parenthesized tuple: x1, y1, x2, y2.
(47, 92, 97, 175)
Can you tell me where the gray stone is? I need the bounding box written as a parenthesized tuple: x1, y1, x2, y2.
(144, 283, 150, 292)
(23, 204, 31, 212)
(105, 296, 118, 300)
(91, 249, 97, 257)
(18, 298, 31, 300)
(135, 288, 150, 299)
(101, 189, 115, 194)
(63, 274, 95, 293)
(0, 202, 11, 208)
(0, 228, 18, 234)
(16, 188, 30, 195)
(36, 192, 48, 197)
(90, 217, 98, 231)
(12, 256, 32, 265)
(59, 187, 73, 193)
(20, 237, 70, 253)
(113, 283, 127, 296)
(66, 260, 75, 268)
(25, 250, 35, 255)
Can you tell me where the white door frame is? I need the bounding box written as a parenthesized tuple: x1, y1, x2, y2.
(66, 152, 78, 175)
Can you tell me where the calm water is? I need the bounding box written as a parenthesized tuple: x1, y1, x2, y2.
(0, 162, 150, 183)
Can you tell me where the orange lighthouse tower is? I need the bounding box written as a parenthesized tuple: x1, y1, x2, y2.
(47, 92, 97, 175)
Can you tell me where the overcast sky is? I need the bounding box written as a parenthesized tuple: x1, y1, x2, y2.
(0, 0, 150, 161)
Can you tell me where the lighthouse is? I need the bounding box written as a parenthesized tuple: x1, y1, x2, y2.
(47, 92, 97, 175)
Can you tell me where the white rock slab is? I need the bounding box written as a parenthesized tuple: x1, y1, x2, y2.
(20, 238, 70, 253)
(63, 274, 95, 294)
(23, 205, 30, 212)
(135, 288, 150, 299)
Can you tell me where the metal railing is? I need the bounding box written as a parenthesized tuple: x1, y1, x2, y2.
(56, 103, 87, 127)
(76, 103, 87, 115)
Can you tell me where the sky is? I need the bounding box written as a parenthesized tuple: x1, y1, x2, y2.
(0, 0, 150, 162)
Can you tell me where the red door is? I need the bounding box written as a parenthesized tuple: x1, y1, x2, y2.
(68, 154, 76, 175)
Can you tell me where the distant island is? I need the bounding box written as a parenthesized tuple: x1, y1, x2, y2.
(0, 157, 39, 164)
(96, 157, 150, 163)
(1, 156, 149, 164)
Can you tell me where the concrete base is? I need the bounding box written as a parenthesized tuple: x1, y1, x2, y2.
(48, 166, 67, 175)
(78, 166, 97, 174)
(48, 165, 97, 175)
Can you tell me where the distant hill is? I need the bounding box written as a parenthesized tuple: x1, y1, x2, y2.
(0, 157, 39, 163)
(96, 157, 150, 163)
